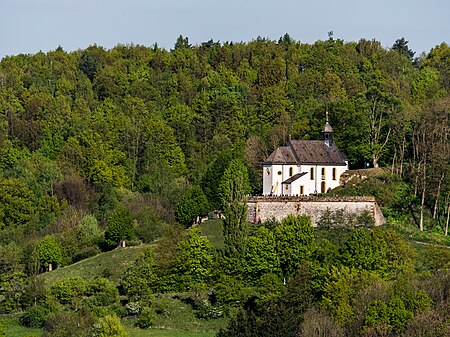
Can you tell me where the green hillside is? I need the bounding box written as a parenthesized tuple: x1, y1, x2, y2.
(38, 244, 151, 285)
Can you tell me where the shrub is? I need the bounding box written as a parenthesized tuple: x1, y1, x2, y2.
(20, 305, 50, 328)
(86, 277, 118, 307)
(92, 314, 128, 337)
(72, 246, 100, 263)
(138, 307, 156, 328)
(50, 277, 87, 305)
(43, 310, 95, 337)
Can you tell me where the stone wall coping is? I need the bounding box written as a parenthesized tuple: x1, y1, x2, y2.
(247, 195, 376, 202)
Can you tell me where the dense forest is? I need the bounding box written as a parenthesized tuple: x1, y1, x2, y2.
(0, 35, 449, 337)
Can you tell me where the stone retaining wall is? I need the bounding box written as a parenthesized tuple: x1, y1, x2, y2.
(247, 196, 385, 227)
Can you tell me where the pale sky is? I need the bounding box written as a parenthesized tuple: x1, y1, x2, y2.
(1, 0, 449, 59)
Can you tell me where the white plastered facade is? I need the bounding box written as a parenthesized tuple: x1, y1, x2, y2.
(263, 163, 348, 196)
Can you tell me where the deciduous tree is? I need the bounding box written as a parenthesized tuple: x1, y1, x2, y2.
(104, 206, 134, 249)
(35, 236, 62, 272)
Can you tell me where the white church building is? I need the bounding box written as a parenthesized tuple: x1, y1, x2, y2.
(263, 116, 349, 196)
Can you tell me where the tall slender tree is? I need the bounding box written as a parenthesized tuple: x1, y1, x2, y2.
(220, 159, 250, 256)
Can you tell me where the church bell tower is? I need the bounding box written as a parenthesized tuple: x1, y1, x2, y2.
(322, 111, 333, 147)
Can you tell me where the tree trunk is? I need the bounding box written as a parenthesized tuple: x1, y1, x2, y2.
(413, 161, 421, 197)
(419, 160, 426, 232)
(445, 202, 449, 236)
(372, 156, 379, 168)
(433, 172, 445, 219)
(391, 147, 397, 174)
(420, 188, 425, 232)
(399, 135, 406, 176)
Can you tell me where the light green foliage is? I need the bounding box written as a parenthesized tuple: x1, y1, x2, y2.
(387, 296, 413, 333)
(274, 215, 314, 277)
(13, 153, 63, 200)
(392, 273, 434, 316)
(423, 42, 450, 89)
(63, 130, 130, 188)
(104, 206, 134, 249)
(0, 178, 35, 228)
(339, 228, 414, 278)
(138, 307, 156, 329)
(92, 314, 129, 337)
(119, 248, 157, 303)
(212, 274, 246, 309)
(411, 67, 442, 102)
(79, 214, 101, 244)
(339, 229, 387, 273)
(0, 322, 4, 337)
(50, 276, 87, 305)
(174, 228, 214, 289)
(373, 229, 415, 274)
(242, 227, 281, 283)
(144, 118, 187, 175)
(86, 277, 118, 307)
(175, 185, 209, 228)
(220, 159, 250, 256)
(364, 300, 389, 328)
(35, 236, 62, 271)
(322, 266, 379, 326)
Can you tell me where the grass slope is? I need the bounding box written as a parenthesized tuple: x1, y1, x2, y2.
(38, 244, 151, 285)
(0, 314, 41, 337)
(197, 219, 224, 249)
(38, 219, 224, 286)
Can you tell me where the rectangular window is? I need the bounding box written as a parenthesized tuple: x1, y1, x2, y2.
(332, 168, 336, 180)
(300, 186, 304, 195)
(321, 167, 326, 180)
(310, 167, 314, 180)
